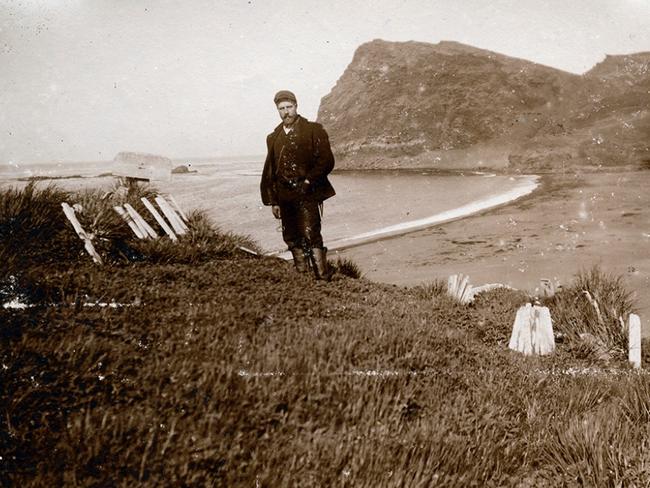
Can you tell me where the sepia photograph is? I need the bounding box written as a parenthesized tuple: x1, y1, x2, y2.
(2, 0, 650, 485)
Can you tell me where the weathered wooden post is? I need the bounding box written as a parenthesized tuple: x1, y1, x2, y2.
(447, 273, 473, 304)
(157, 195, 188, 232)
(141, 197, 178, 241)
(628, 313, 641, 369)
(458, 274, 469, 302)
(114, 205, 147, 239)
(448, 274, 457, 296)
(532, 306, 555, 355)
(61, 203, 103, 264)
(155, 196, 187, 235)
(510, 304, 533, 355)
(168, 195, 188, 223)
(124, 203, 158, 239)
(509, 303, 555, 356)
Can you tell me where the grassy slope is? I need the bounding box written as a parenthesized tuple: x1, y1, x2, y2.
(2, 185, 650, 486)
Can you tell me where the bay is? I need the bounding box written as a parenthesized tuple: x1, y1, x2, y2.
(0, 158, 538, 254)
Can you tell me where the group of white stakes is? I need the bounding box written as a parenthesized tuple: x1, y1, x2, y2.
(447, 273, 642, 369)
(61, 193, 189, 265)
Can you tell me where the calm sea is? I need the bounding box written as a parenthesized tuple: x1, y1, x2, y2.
(0, 158, 537, 253)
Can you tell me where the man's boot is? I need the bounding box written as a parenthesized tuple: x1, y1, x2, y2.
(311, 247, 333, 281)
(290, 247, 309, 273)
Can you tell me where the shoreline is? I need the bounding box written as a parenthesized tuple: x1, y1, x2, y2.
(2, 169, 540, 261)
(272, 174, 540, 260)
(0, 165, 538, 262)
(336, 170, 650, 335)
(326, 174, 540, 252)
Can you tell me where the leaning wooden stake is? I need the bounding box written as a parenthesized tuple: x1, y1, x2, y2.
(155, 196, 187, 235)
(167, 195, 188, 223)
(448, 274, 458, 296)
(447, 273, 473, 304)
(164, 196, 189, 232)
(61, 203, 103, 264)
(629, 313, 641, 369)
(124, 203, 158, 239)
(141, 197, 178, 241)
(114, 205, 146, 239)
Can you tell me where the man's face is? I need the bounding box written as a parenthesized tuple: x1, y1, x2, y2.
(276, 101, 298, 126)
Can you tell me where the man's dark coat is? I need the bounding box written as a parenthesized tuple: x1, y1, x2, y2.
(260, 115, 335, 206)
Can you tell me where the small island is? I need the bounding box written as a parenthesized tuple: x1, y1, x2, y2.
(171, 164, 198, 174)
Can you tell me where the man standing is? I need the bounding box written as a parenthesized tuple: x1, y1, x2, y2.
(260, 90, 336, 280)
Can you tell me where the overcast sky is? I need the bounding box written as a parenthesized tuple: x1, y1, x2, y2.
(1, 0, 649, 164)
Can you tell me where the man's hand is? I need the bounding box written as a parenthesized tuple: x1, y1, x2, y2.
(271, 205, 281, 219)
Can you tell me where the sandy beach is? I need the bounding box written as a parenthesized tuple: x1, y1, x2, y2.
(335, 170, 650, 334)
(324, 174, 538, 250)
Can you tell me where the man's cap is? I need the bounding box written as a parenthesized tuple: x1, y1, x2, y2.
(274, 90, 297, 104)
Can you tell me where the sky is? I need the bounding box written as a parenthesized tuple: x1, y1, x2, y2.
(1, 0, 649, 164)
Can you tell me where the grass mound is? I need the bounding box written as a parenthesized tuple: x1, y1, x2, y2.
(2, 261, 648, 486)
(1, 184, 648, 486)
(0, 184, 260, 303)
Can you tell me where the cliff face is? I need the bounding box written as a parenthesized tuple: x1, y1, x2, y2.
(318, 40, 650, 170)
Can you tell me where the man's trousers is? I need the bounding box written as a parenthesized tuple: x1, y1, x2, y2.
(279, 200, 323, 250)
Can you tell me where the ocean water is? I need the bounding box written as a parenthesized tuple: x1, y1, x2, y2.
(161, 160, 537, 253)
(0, 160, 109, 179)
(0, 158, 537, 254)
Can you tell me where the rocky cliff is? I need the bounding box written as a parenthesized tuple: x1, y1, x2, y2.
(318, 40, 650, 171)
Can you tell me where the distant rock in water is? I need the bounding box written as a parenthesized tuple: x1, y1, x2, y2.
(171, 164, 197, 174)
(317, 39, 650, 171)
(112, 152, 172, 181)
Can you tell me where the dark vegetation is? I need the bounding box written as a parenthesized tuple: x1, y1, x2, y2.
(2, 185, 650, 486)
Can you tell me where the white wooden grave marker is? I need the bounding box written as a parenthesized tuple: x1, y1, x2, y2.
(162, 195, 188, 232)
(155, 196, 187, 235)
(124, 203, 158, 239)
(141, 197, 178, 241)
(114, 205, 146, 239)
(447, 273, 473, 304)
(168, 195, 188, 222)
(509, 303, 555, 356)
(629, 313, 641, 369)
(61, 203, 103, 264)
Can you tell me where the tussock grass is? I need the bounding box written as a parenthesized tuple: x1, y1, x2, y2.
(331, 256, 362, 279)
(2, 186, 648, 486)
(0, 183, 78, 273)
(0, 185, 261, 303)
(410, 278, 448, 300)
(543, 266, 634, 360)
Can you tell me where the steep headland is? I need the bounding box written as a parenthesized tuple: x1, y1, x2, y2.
(318, 39, 650, 171)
